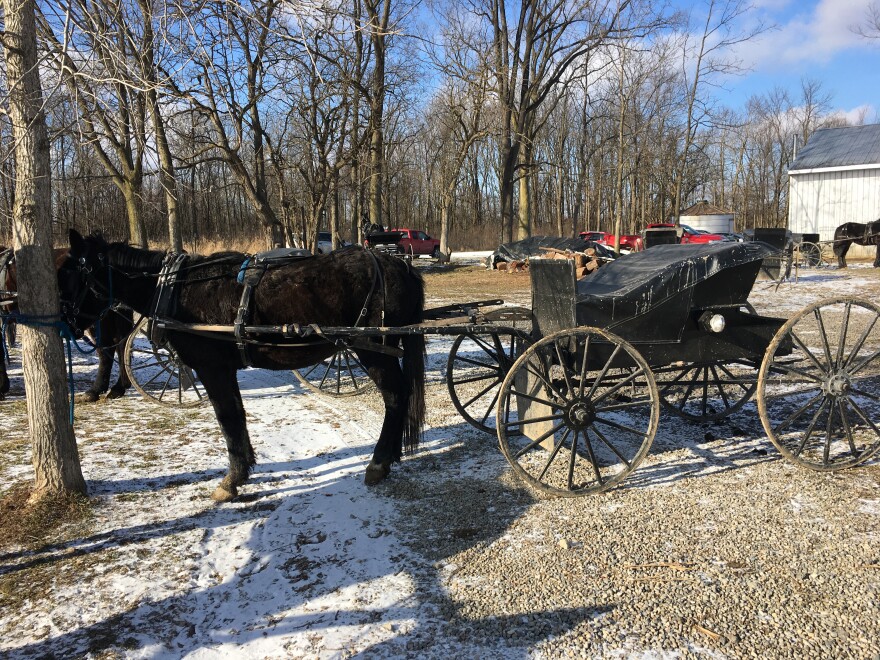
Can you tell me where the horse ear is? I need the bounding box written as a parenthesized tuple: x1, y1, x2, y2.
(69, 229, 86, 252)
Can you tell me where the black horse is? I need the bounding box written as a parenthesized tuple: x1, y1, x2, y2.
(833, 220, 880, 268)
(0, 246, 132, 402)
(59, 230, 426, 501)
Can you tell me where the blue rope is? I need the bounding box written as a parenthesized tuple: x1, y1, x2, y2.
(4, 312, 83, 424)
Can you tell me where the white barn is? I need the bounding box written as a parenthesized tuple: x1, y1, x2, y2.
(788, 124, 880, 242)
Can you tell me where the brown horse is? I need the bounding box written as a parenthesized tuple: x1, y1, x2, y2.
(58, 231, 427, 501)
(833, 220, 880, 268)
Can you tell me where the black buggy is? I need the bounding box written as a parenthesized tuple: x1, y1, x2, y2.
(489, 241, 880, 495)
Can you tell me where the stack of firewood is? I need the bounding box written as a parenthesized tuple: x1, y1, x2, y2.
(494, 247, 609, 278)
(536, 247, 607, 279)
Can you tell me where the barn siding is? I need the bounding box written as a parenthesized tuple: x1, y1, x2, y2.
(789, 168, 880, 241)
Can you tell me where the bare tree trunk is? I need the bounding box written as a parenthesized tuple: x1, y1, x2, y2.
(149, 93, 181, 251)
(2, 0, 87, 499)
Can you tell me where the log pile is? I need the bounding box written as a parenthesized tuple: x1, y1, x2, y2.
(494, 246, 609, 280)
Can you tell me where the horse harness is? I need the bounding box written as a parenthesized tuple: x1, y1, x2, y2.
(149, 246, 390, 367)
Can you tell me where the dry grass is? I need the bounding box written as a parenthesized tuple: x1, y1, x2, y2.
(0, 482, 93, 551)
(421, 264, 532, 304)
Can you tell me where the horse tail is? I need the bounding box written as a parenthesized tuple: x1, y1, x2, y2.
(402, 264, 426, 454)
(402, 334, 426, 454)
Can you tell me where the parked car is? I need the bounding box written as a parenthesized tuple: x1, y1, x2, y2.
(387, 228, 442, 258)
(644, 223, 725, 244)
(579, 231, 643, 253)
(316, 231, 351, 254)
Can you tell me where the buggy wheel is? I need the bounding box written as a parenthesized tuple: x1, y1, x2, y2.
(497, 327, 659, 496)
(124, 317, 207, 407)
(796, 241, 825, 268)
(655, 359, 758, 421)
(758, 297, 880, 470)
(446, 329, 531, 434)
(293, 346, 373, 397)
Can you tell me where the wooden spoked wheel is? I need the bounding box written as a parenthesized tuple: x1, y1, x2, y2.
(124, 317, 207, 407)
(795, 242, 828, 269)
(293, 346, 373, 397)
(655, 359, 759, 422)
(758, 297, 880, 470)
(496, 327, 659, 496)
(446, 329, 531, 434)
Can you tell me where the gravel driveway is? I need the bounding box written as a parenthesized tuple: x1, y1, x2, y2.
(358, 262, 880, 659)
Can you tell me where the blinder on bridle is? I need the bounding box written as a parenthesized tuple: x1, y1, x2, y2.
(59, 251, 112, 339)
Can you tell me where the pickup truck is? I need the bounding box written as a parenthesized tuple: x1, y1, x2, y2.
(645, 223, 726, 244)
(579, 231, 643, 253)
(387, 228, 442, 258)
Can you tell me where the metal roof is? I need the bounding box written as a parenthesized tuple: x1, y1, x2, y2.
(789, 124, 880, 172)
(680, 200, 733, 215)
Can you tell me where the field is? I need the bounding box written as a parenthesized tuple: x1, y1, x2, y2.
(1, 255, 879, 659)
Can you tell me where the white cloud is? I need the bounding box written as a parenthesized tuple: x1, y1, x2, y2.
(831, 103, 877, 124)
(737, 0, 872, 69)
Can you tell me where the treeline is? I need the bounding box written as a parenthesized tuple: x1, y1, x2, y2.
(0, 0, 865, 254)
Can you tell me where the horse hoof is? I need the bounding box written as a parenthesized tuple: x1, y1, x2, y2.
(105, 389, 124, 400)
(81, 391, 100, 403)
(211, 485, 237, 502)
(364, 461, 391, 486)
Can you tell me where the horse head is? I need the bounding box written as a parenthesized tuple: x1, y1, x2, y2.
(58, 230, 114, 338)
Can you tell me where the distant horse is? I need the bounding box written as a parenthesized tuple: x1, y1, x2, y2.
(58, 230, 426, 501)
(0, 246, 133, 402)
(833, 220, 880, 268)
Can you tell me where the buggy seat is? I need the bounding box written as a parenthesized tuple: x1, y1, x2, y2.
(531, 241, 775, 353)
(575, 242, 773, 343)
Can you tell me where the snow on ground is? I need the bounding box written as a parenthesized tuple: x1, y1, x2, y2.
(0, 260, 878, 658)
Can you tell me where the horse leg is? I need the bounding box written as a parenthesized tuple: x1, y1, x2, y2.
(82, 343, 114, 402)
(358, 351, 408, 485)
(197, 363, 256, 502)
(834, 239, 851, 268)
(107, 310, 133, 398)
(106, 342, 129, 399)
(874, 243, 880, 268)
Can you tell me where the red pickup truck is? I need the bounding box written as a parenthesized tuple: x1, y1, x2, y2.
(645, 223, 725, 244)
(387, 228, 441, 257)
(579, 231, 643, 253)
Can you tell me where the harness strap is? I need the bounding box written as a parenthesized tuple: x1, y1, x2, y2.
(149, 252, 188, 345)
(358, 247, 385, 328)
(234, 260, 268, 367)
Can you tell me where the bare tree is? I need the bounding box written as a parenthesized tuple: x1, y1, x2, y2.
(1, 0, 87, 499)
(443, 0, 660, 242)
(853, 1, 880, 40)
(671, 0, 767, 221)
(165, 0, 290, 247)
(38, 0, 150, 246)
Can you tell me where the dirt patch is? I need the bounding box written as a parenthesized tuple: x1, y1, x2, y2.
(420, 264, 531, 306)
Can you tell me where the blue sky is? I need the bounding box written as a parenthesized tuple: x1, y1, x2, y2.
(717, 0, 879, 120)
